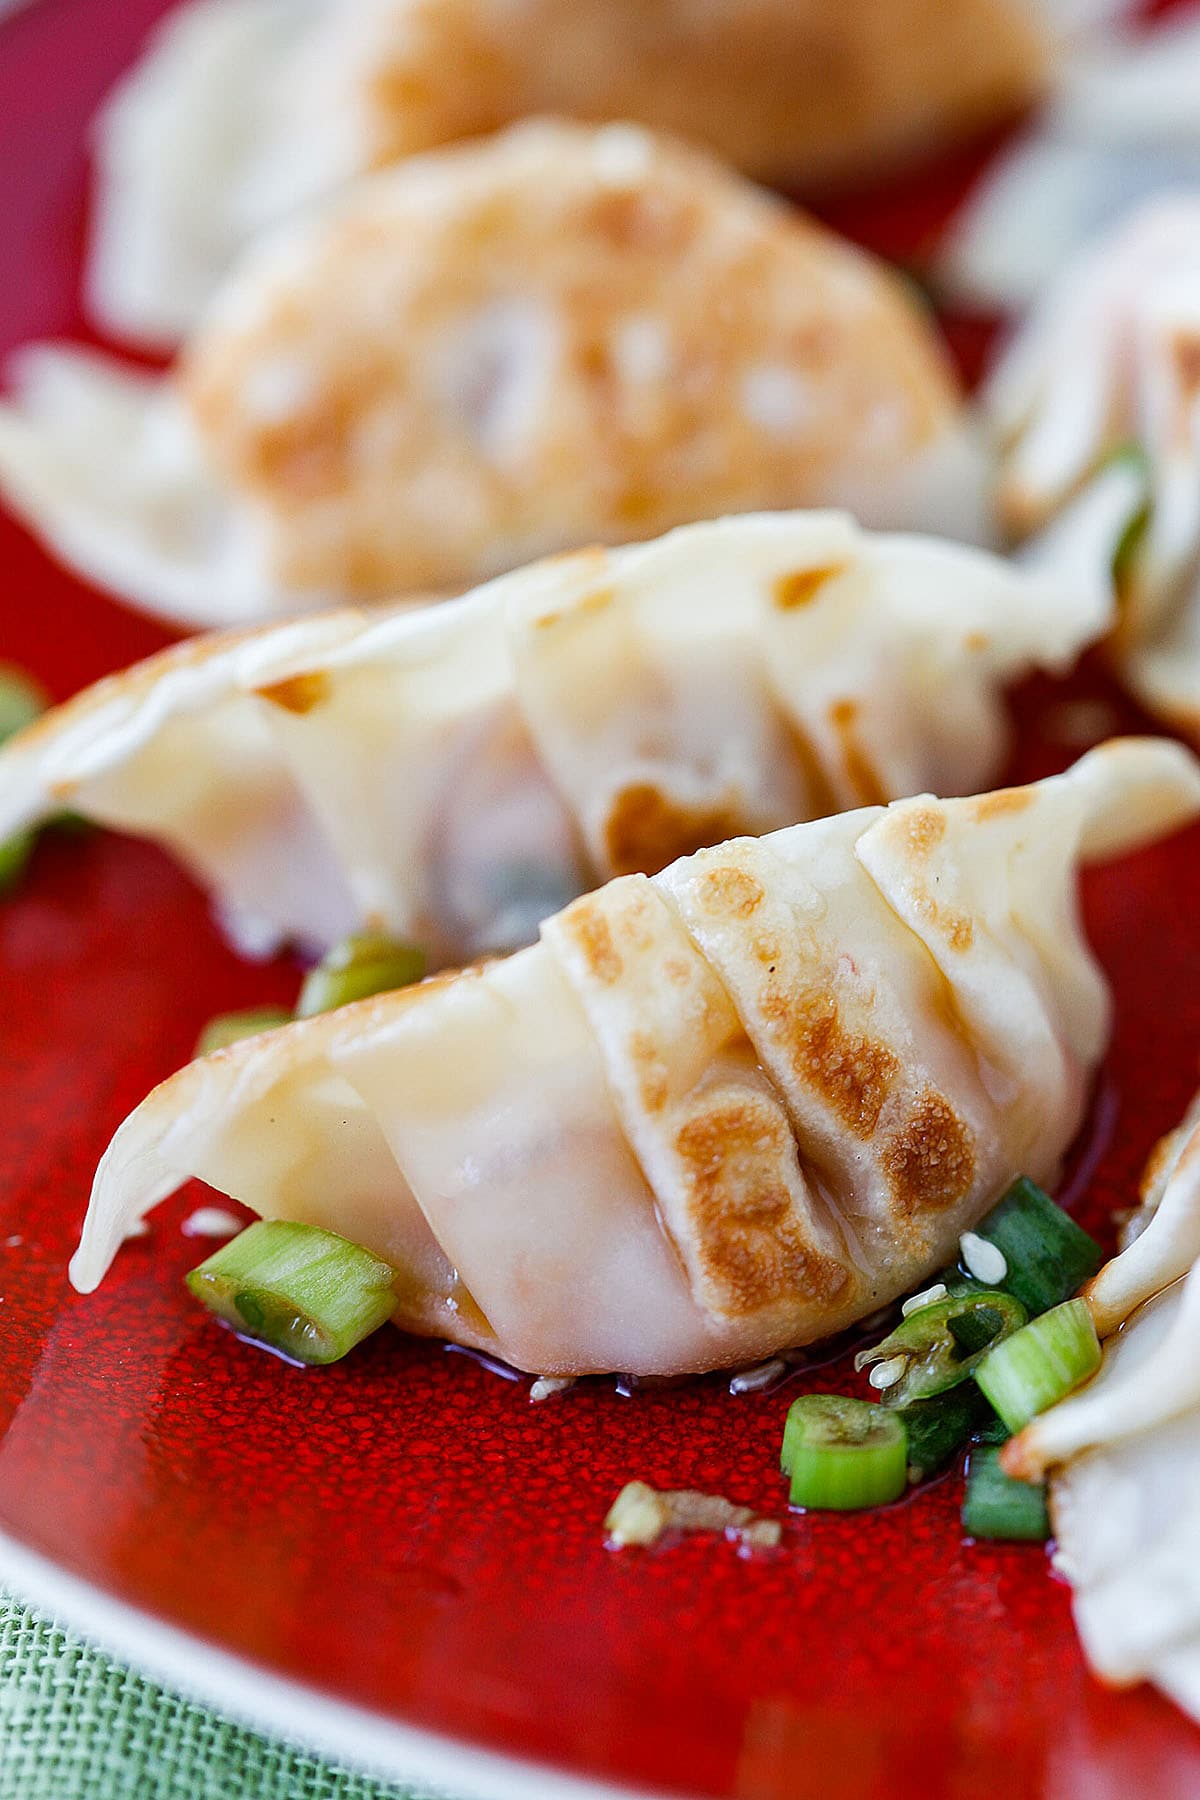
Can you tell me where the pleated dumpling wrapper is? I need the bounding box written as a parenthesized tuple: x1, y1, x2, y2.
(0, 121, 988, 630)
(69, 737, 1200, 1378)
(88, 0, 1051, 345)
(1002, 1094, 1200, 1723)
(988, 197, 1200, 743)
(0, 512, 1111, 967)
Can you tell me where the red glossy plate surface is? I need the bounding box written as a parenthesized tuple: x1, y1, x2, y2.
(3, 5, 1200, 1797)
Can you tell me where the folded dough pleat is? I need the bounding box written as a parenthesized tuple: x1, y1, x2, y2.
(0, 512, 1111, 966)
(70, 737, 1200, 1377)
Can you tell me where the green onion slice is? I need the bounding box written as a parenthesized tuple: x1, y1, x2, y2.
(186, 1220, 397, 1365)
(782, 1395, 907, 1511)
(969, 1177, 1102, 1316)
(896, 1384, 996, 1484)
(974, 1297, 1101, 1435)
(296, 933, 427, 1018)
(195, 1005, 293, 1058)
(961, 1444, 1049, 1542)
(0, 665, 48, 744)
(0, 828, 35, 895)
(855, 1289, 1027, 1405)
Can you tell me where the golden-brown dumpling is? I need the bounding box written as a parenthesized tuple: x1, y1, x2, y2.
(88, 0, 1051, 343)
(0, 123, 988, 628)
(69, 738, 1200, 1377)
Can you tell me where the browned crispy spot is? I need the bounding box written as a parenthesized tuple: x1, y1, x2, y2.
(674, 1091, 849, 1317)
(1174, 332, 1200, 398)
(559, 896, 622, 983)
(881, 1090, 975, 1215)
(828, 698, 887, 806)
(971, 787, 1032, 821)
(912, 889, 975, 953)
(603, 784, 742, 878)
(695, 863, 765, 919)
(257, 670, 331, 715)
(772, 562, 848, 611)
(902, 807, 946, 856)
(630, 1029, 669, 1114)
(762, 988, 901, 1138)
(964, 631, 989, 654)
(534, 585, 615, 631)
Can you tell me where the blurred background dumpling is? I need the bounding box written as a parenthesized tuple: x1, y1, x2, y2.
(89, 0, 1054, 345)
(0, 123, 987, 628)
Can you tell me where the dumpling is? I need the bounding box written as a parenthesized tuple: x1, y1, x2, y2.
(88, 0, 1051, 345)
(1004, 1096, 1200, 1721)
(937, 5, 1200, 310)
(0, 122, 989, 630)
(988, 198, 1200, 744)
(68, 737, 1200, 1377)
(0, 511, 1110, 965)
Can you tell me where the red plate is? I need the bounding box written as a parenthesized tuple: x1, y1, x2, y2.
(3, 6, 1200, 1796)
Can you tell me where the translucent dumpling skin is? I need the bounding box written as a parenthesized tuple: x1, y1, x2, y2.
(70, 737, 1200, 1378)
(0, 512, 1108, 966)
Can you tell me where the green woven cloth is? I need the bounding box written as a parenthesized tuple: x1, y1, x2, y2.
(0, 1591, 449, 1800)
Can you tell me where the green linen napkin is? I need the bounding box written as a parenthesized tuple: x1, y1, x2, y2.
(0, 1591, 448, 1800)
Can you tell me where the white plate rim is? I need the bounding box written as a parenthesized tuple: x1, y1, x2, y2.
(0, 1526, 699, 1800)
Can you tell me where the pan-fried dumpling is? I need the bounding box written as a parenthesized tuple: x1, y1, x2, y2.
(989, 198, 1200, 744)
(0, 123, 988, 630)
(69, 738, 1200, 1377)
(1003, 1098, 1200, 1722)
(0, 512, 1109, 965)
(88, 0, 1051, 345)
(937, 5, 1200, 310)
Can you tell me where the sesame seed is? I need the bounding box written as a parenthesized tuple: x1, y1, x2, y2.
(181, 1206, 242, 1240)
(868, 1355, 908, 1391)
(960, 1231, 1008, 1285)
(902, 1282, 948, 1316)
(529, 1375, 576, 1404)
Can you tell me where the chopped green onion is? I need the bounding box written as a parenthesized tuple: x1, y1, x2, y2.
(296, 933, 426, 1018)
(195, 1005, 293, 1057)
(0, 665, 48, 744)
(961, 1444, 1049, 1542)
(0, 828, 35, 894)
(186, 1220, 397, 1365)
(969, 1177, 1102, 1316)
(896, 1384, 996, 1484)
(855, 1289, 1027, 1406)
(782, 1394, 907, 1511)
(974, 1297, 1101, 1435)
(0, 667, 49, 897)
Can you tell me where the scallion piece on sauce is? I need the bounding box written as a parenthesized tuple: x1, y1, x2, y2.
(855, 1289, 1026, 1406)
(782, 1395, 906, 1511)
(896, 1383, 996, 1484)
(195, 1005, 293, 1057)
(186, 1220, 396, 1365)
(974, 1298, 1101, 1435)
(969, 1177, 1102, 1316)
(296, 934, 426, 1018)
(961, 1444, 1049, 1542)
